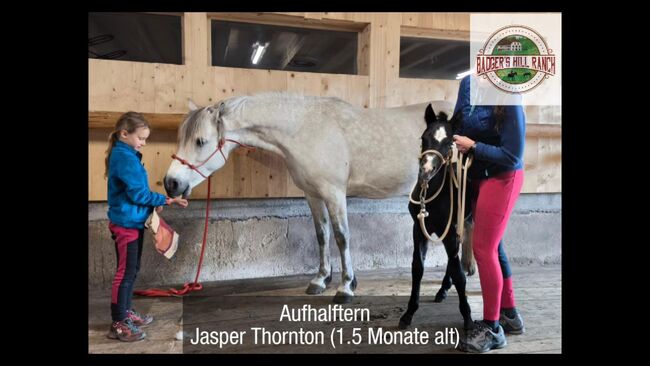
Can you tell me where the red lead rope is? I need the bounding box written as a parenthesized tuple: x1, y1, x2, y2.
(134, 139, 254, 297)
(133, 177, 210, 297)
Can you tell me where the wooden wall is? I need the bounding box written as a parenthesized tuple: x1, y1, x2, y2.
(89, 12, 561, 200)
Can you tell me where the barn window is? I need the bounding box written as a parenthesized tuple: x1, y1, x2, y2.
(399, 37, 471, 80)
(211, 20, 358, 75)
(88, 12, 182, 65)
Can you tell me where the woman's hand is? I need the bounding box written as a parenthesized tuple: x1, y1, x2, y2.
(453, 135, 476, 154)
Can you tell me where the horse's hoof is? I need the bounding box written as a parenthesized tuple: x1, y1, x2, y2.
(434, 290, 447, 303)
(398, 314, 412, 330)
(350, 276, 358, 291)
(333, 292, 354, 304)
(306, 283, 326, 295)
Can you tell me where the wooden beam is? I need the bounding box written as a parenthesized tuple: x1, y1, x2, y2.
(90, 111, 562, 138)
(209, 12, 368, 32)
(401, 26, 470, 41)
(89, 111, 186, 130)
(357, 24, 370, 76)
(527, 123, 561, 138)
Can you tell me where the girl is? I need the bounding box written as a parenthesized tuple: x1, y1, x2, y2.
(105, 111, 188, 342)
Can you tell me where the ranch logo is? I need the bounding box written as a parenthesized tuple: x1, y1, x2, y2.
(476, 25, 556, 93)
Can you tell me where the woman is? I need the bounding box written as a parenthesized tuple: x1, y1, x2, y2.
(453, 75, 526, 353)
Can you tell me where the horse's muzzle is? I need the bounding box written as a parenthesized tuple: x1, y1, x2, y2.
(419, 168, 435, 183)
(164, 175, 189, 198)
(419, 156, 440, 182)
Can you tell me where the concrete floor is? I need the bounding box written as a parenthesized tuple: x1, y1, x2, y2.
(88, 264, 561, 354)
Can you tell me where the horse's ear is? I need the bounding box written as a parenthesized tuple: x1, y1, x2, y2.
(449, 111, 462, 134)
(188, 99, 199, 111)
(424, 103, 437, 126)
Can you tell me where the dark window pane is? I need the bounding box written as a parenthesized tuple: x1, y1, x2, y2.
(399, 37, 471, 80)
(88, 12, 182, 65)
(211, 20, 357, 75)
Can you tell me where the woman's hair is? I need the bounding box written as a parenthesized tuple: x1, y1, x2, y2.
(104, 112, 150, 178)
(493, 105, 505, 133)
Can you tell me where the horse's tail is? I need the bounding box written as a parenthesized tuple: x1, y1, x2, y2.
(461, 220, 476, 276)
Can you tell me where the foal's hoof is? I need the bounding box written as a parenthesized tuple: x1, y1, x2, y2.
(398, 314, 413, 330)
(434, 290, 448, 303)
(333, 292, 354, 304)
(351, 276, 358, 291)
(306, 283, 326, 295)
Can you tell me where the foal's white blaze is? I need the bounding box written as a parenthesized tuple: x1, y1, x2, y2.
(434, 126, 447, 142)
(423, 155, 434, 173)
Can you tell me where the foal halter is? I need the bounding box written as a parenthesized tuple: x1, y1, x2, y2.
(409, 144, 473, 247)
(409, 148, 452, 205)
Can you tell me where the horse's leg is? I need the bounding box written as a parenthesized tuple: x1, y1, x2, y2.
(399, 222, 428, 329)
(305, 195, 333, 295)
(437, 219, 475, 302)
(443, 236, 474, 330)
(434, 265, 453, 303)
(324, 192, 356, 304)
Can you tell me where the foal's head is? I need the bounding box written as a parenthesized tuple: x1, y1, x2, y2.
(418, 103, 461, 183)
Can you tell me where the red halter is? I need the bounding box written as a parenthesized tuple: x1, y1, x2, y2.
(171, 138, 256, 178)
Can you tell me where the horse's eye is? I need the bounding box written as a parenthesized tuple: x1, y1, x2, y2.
(196, 138, 206, 147)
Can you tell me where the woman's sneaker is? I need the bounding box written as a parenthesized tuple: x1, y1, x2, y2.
(459, 321, 507, 353)
(107, 318, 146, 342)
(500, 309, 525, 334)
(127, 309, 153, 327)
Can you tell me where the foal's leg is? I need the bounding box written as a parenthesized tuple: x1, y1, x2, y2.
(399, 222, 428, 329)
(324, 192, 356, 304)
(434, 266, 453, 303)
(443, 236, 474, 330)
(305, 195, 333, 295)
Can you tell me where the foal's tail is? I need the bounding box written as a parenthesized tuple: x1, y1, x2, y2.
(461, 221, 477, 276)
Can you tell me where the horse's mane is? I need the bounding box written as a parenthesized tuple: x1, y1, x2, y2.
(178, 108, 204, 147)
(234, 91, 350, 109)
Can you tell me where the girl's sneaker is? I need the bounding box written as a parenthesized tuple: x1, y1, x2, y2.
(127, 309, 154, 327)
(107, 318, 146, 342)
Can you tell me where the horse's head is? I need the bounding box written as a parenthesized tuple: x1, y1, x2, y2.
(418, 103, 461, 183)
(163, 99, 231, 198)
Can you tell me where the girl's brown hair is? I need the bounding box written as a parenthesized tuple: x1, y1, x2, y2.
(493, 105, 505, 133)
(104, 112, 150, 178)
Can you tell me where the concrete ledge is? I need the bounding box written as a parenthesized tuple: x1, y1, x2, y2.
(88, 194, 561, 290)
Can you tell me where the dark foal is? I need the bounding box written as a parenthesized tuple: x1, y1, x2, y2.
(399, 103, 475, 331)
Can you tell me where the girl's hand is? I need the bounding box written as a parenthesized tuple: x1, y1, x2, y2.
(156, 206, 163, 213)
(171, 196, 189, 208)
(453, 135, 476, 154)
